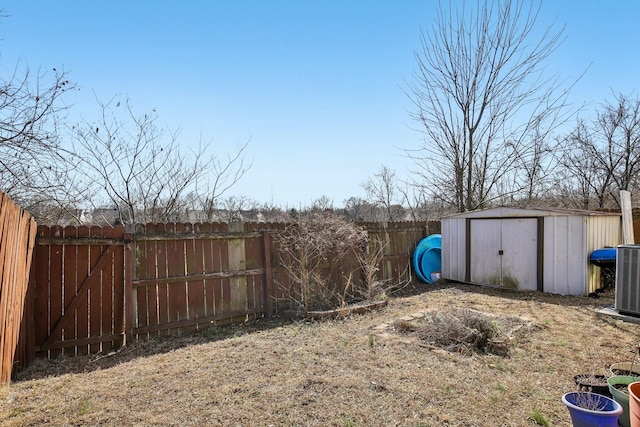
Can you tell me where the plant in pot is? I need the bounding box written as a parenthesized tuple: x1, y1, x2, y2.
(611, 345, 640, 377)
(608, 375, 640, 427)
(562, 391, 623, 427)
(605, 344, 640, 427)
(612, 363, 640, 377)
(574, 373, 612, 398)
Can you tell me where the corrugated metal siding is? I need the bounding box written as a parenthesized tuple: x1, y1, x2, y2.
(441, 218, 466, 282)
(585, 215, 621, 294)
(442, 208, 621, 296)
(542, 216, 587, 295)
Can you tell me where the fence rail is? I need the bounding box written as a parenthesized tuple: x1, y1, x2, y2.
(10, 220, 439, 373)
(30, 226, 131, 359)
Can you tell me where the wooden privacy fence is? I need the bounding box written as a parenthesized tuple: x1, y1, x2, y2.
(132, 222, 268, 337)
(0, 193, 37, 385)
(25, 226, 131, 360)
(14, 220, 439, 372)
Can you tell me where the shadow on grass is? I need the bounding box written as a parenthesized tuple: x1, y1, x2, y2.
(419, 279, 616, 309)
(13, 278, 617, 382)
(13, 317, 290, 382)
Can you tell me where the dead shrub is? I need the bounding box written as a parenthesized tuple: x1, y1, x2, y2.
(353, 234, 393, 301)
(394, 308, 530, 356)
(275, 212, 368, 312)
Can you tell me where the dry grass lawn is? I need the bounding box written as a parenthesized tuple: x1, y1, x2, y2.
(1, 281, 639, 426)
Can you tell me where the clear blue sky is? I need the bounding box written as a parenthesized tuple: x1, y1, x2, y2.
(1, 1, 638, 208)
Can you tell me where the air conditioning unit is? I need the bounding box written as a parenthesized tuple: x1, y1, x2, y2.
(615, 245, 640, 316)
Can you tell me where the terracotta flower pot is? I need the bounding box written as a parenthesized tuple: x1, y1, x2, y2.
(628, 382, 640, 427)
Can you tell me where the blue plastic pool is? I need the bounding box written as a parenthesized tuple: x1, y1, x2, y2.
(412, 234, 442, 284)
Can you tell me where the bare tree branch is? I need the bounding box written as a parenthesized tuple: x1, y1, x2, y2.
(558, 92, 640, 209)
(70, 96, 251, 226)
(406, 0, 576, 212)
(362, 165, 400, 221)
(0, 62, 77, 219)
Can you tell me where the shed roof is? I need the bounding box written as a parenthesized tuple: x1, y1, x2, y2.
(442, 206, 622, 219)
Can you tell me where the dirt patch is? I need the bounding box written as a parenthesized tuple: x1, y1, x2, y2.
(386, 307, 540, 356)
(1, 281, 637, 426)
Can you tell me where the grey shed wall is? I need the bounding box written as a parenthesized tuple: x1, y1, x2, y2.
(441, 207, 621, 296)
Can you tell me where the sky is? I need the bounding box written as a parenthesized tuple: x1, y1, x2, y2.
(0, 1, 639, 208)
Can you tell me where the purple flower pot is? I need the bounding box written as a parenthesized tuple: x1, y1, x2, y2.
(562, 391, 623, 427)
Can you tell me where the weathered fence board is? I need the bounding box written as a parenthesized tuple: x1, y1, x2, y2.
(132, 222, 267, 337)
(0, 192, 37, 385)
(16, 220, 437, 374)
(363, 221, 439, 285)
(32, 225, 130, 358)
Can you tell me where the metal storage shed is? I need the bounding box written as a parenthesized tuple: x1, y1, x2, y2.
(441, 207, 622, 296)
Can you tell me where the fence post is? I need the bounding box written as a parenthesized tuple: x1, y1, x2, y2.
(262, 230, 273, 317)
(379, 222, 392, 283)
(123, 232, 133, 346)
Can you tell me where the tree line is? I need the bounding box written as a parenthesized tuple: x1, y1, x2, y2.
(403, 0, 640, 214)
(2, 0, 638, 227)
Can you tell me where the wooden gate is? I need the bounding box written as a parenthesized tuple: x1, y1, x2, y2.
(31, 226, 131, 357)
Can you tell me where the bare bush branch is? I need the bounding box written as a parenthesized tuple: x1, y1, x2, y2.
(353, 234, 392, 301)
(275, 212, 367, 312)
(70, 96, 250, 226)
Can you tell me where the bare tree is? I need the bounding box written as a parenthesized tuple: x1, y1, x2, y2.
(308, 195, 334, 212)
(559, 92, 640, 209)
(397, 183, 436, 221)
(407, 0, 573, 212)
(192, 141, 250, 222)
(552, 144, 598, 209)
(512, 120, 558, 206)
(215, 195, 257, 223)
(71, 97, 249, 226)
(255, 201, 290, 222)
(362, 165, 399, 221)
(343, 196, 378, 222)
(0, 63, 76, 217)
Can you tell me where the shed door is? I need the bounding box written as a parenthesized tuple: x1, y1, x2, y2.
(469, 218, 539, 291)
